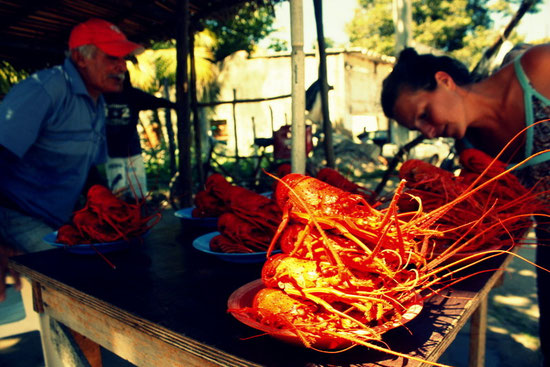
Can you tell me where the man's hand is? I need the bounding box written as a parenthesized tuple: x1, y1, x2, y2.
(0, 244, 21, 302)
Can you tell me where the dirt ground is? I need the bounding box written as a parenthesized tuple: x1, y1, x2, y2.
(439, 237, 543, 367)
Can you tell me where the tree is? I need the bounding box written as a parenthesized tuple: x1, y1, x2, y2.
(346, 0, 543, 68)
(123, 31, 221, 188)
(0, 61, 27, 96)
(267, 37, 289, 52)
(346, 1, 396, 56)
(312, 37, 336, 50)
(127, 30, 219, 104)
(201, 2, 278, 61)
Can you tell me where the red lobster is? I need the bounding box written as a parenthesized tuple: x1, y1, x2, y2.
(316, 167, 374, 201)
(213, 212, 275, 253)
(194, 174, 283, 253)
(57, 185, 161, 245)
(397, 149, 540, 255)
(192, 174, 232, 217)
(229, 169, 545, 366)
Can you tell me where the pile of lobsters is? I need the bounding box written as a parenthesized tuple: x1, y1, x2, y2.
(193, 174, 282, 253)
(56, 185, 160, 245)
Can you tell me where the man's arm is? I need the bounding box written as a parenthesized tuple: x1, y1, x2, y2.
(128, 87, 176, 111)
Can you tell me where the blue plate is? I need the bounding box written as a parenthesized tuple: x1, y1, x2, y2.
(174, 207, 218, 228)
(192, 232, 279, 263)
(43, 231, 147, 255)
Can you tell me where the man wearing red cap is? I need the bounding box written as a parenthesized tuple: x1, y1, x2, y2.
(68, 18, 144, 100)
(0, 18, 143, 301)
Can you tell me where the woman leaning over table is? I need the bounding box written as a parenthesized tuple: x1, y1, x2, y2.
(380, 44, 550, 367)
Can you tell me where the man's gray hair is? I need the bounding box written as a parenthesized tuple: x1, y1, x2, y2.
(67, 44, 98, 60)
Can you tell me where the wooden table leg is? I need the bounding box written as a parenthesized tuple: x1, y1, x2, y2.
(38, 315, 103, 367)
(31, 281, 102, 367)
(71, 329, 102, 367)
(469, 296, 488, 367)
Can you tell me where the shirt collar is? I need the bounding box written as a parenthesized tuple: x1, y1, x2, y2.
(63, 57, 89, 96)
(63, 57, 106, 107)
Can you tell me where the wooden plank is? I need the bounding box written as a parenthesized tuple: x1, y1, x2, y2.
(469, 297, 488, 367)
(37, 284, 260, 367)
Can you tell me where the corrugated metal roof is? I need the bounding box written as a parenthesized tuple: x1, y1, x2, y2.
(0, 0, 282, 71)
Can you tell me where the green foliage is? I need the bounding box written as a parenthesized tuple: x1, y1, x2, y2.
(346, 0, 543, 68)
(128, 32, 220, 103)
(153, 51, 177, 86)
(144, 147, 174, 191)
(346, 2, 396, 56)
(267, 37, 289, 52)
(312, 37, 336, 49)
(127, 3, 284, 193)
(0, 61, 27, 95)
(151, 40, 176, 50)
(532, 36, 550, 44)
(202, 2, 277, 61)
(192, 30, 222, 104)
(141, 118, 176, 192)
(128, 33, 222, 191)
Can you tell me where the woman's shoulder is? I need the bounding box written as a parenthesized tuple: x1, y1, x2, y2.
(521, 43, 550, 67)
(520, 44, 550, 95)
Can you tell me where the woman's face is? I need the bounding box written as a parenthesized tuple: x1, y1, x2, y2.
(392, 72, 468, 139)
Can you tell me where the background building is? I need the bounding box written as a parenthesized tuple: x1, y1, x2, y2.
(208, 48, 396, 156)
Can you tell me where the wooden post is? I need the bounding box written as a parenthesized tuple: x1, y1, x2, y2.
(469, 296, 488, 367)
(162, 78, 176, 176)
(392, 0, 412, 54)
(313, 0, 335, 168)
(289, 0, 306, 174)
(269, 105, 274, 133)
(190, 31, 204, 188)
(232, 88, 239, 161)
(251, 117, 258, 155)
(175, 0, 192, 207)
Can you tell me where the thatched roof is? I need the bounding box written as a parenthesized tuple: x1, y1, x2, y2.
(0, 0, 283, 71)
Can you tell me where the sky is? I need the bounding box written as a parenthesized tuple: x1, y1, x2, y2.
(513, 1, 550, 41)
(263, 0, 550, 50)
(261, 0, 359, 50)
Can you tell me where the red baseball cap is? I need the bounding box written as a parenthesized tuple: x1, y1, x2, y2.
(69, 18, 144, 57)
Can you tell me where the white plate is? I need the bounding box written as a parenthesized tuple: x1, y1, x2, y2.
(44, 231, 148, 255)
(228, 279, 424, 350)
(174, 207, 218, 228)
(192, 232, 279, 263)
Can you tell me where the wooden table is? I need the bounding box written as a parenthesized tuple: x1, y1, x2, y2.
(8, 211, 512, 367)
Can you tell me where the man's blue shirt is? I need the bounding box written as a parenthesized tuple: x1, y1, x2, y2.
(0, 58, 107, 228)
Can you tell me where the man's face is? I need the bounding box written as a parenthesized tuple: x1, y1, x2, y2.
(73, 47, 127, 100)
